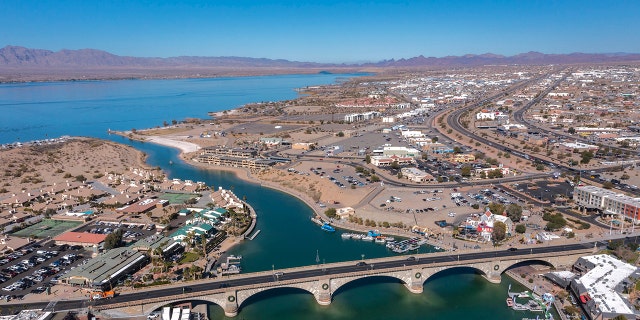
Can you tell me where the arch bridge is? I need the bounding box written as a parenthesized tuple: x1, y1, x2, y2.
(94, 245, 593, 317)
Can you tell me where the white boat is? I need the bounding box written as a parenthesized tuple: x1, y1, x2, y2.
(180, 307, 190, 320)
(351, 234, 363, 240)
(385, 237, 395, 242)
(375, 237, 386, 244)
(341, 233, 352, 239)
(170, 308, 181, 320)
(162, 307, 171, 320)
(361, 235, 374, 241)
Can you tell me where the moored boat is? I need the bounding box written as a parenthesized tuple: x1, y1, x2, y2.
(341, 233, 352, 239)
(321, 223, 335, 232)
(506, 297, 514, 307)
(361, 235, 374, 241)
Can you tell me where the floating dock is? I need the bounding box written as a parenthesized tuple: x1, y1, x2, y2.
(248, 229, 261, 240)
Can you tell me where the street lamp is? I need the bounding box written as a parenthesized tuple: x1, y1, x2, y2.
(361, 254, 365, 261)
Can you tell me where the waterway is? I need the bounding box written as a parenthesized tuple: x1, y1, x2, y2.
(0, 75, 556, 319)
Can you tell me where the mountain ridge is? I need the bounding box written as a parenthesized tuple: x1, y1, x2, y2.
(2, 45, 640, 69)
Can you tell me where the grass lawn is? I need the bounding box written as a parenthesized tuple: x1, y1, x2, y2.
(179, 252, 201, 264)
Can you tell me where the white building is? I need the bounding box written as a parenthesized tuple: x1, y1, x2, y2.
(400, 130, 424, 138)
(344, 111, 381, 123)
(570, 255, 640, 320)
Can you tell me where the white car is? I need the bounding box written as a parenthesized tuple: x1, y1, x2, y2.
(447, 212, 456, 217)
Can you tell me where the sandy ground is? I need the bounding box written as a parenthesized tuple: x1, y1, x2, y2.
(0, 138, 152, 198)
(146, 136, 201, 153)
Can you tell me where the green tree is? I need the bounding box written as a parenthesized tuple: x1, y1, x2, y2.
(324, 208, 337, 219)
(492, 221, 507, 242)
(365, 155, 371, 164)
(506, 204, 523, 222)
(370, 175, 380, 182)
(567, 127, 576, 134)
(336, 131, 345, 137)
(580, 151, 594, 164)
(515, 224, 526, 234)
(488, 202, 505, 215)
(460, 166, 472, 177)
(104, 228, 124, 250)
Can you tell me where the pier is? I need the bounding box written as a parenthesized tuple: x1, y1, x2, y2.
(248, 230, 261, 240)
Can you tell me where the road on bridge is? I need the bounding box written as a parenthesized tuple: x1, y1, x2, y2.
(6, 239, 604, 315)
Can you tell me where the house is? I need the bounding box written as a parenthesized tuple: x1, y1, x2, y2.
(336, 207, 355, 219)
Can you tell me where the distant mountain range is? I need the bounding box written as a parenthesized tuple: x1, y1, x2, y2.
(1, 45, 639, 82)
(2, 45, 640, 69)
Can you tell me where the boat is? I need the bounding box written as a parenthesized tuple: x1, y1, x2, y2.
(361, 235, 374, 241)
(321, 223, 335, 232)
(162, 307, 171, 320)
(170, 307, 181, 320)
(219, 255, 242, 275)
(375, 237, 386, 244)
(506, 297, 514, 307)
(341, 233, 352, 239)
(368, 229, 381, 237)
(351, 234, 363, 240)
(180, 307, 190, 320)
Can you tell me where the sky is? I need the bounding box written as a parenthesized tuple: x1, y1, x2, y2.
(2, 0, 639, 63)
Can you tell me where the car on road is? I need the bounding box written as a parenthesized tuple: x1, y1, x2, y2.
(508, 247, 518, 252)
(406, 256, 416, 261)
(356, 262, 367, 267)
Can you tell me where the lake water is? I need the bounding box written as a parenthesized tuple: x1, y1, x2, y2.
(0, 75, 554, 319)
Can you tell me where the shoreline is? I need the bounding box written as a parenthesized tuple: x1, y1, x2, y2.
(147, 135, 428, 243)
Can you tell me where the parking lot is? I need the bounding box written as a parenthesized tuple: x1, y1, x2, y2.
(76, 220, 158, 242)
(1, 241, 89, 301)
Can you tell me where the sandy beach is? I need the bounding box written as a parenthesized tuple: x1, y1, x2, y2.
(146, 136, 202, 153)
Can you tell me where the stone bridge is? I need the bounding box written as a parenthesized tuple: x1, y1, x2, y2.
(96, 247, 592, 318)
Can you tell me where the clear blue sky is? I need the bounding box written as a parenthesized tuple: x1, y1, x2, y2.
(2, 0, 639, 63)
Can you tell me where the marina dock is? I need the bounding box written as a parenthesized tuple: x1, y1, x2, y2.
(248, 229, 261, 240)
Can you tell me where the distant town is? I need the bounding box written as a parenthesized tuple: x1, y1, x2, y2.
(3, 64, 640, 320)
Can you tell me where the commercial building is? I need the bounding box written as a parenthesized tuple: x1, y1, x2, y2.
(53, 232, 107, 248)
(573, 185, 640, 221)
(569, 255, 640, 320)
(400, 167, 434, 182)
(344, 111, 380, 123)
(451, 154, 476, 163)
(370, 155, 415, 167)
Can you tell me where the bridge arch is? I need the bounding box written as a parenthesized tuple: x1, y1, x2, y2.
(237, 286, 317, 311)
(332, 275, 407, 298)
(503, 258, 556, 272)
(424, 266, 488, 283)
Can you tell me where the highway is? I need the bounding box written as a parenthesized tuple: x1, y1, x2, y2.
(6, 239, 604, 315)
